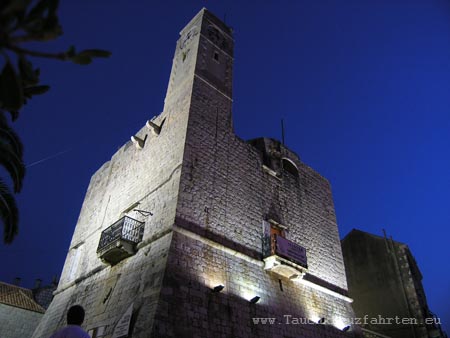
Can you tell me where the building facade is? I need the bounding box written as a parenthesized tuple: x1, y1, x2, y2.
(34, 9, 360, 338)
(342, 229, 447, 338)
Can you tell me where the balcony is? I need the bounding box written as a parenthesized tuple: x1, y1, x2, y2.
(97, 216, 145, 265)
(263, 234, 308, 279)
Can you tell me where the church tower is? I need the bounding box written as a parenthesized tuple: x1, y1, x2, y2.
(33, 9, 360, 338)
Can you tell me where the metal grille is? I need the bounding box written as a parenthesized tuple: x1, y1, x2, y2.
(97, 216, 144, 253)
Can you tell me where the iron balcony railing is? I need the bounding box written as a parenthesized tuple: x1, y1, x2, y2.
(97, 216, 145, 255)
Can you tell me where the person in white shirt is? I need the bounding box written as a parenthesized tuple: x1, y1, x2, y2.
(50, 305, 90, 338)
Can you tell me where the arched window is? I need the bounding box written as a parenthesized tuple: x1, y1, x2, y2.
(282, 158, 299, 178)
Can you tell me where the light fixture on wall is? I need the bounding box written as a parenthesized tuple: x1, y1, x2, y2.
(342, 325, 351, 332)
(212, 285, 224, 293)
(318, 317, 326, 324)
(133, 209, 153, 217)
(249, 296, 260, 304)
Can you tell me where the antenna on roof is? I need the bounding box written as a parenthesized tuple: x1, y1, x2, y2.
(281, 119, 285, 146)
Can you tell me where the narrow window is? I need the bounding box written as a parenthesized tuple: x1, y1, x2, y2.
(270, 221, 285, 255)
(213, 51, 219, 62)
(68, 245, 83, 281)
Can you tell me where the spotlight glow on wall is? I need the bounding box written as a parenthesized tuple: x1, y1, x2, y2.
(334, 318, 350, 331)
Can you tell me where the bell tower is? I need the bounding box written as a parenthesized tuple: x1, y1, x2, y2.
(164, 8, 233, 105)
(160, 8, 234, 143)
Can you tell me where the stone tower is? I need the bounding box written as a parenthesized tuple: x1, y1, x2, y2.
(33, 9, 360, 338)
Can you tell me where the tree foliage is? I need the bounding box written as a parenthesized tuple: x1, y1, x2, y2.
(0, 0, 111, 243)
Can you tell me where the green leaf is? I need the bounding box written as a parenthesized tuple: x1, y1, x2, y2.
(47, 0, 59, 15)
(24, 0, 61, 40)
(0, 124, 24, 158)
(0, 0, 29, 31)
(18, 55, 39, 86)
(27, 0, 59, 22)
(0, 61, 24, 112)
(71, 54, 92, 65)
(23, 17, 44, 34)
(1, 0, 28, 16)
(0, 142, 25, 193)
(9, 111, 19, 121)
(0, 180, 20, 244)
(38, 27, 62, 41)
(77, 49, 112, 58)
(27, 0, 48, 19)
(42, 14, 62, 35)
(24, 14, 62, 41)
(24, 85, 50, 98)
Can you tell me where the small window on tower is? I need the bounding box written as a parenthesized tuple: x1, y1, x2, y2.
(213, 51, 219, 62)
(282, 158, 299, 178)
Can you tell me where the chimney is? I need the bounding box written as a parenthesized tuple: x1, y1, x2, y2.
(13, 277, 21, 286)
(34, 278, 42, 289)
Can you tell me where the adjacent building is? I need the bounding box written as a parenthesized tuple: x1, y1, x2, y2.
(32, 277, 58, 310)
(342, 229, 447, 338)
(0, 281, 45, 338)
(33, 9, 361, 338)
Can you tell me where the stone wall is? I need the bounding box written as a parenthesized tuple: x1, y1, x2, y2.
(150, 46, 357, 335)
(177, 76, 348, 290)
(0, 304, 43, 338)
(152, 230, 355, 337)
(33, 11, 196, 336)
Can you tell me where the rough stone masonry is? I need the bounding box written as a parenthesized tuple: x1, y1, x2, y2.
(33, 8, 361, 338)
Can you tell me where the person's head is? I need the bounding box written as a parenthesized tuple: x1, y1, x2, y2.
(67, 305, 85, 326)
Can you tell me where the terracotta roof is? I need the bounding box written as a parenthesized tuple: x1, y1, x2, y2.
(0, 282, 45, 313)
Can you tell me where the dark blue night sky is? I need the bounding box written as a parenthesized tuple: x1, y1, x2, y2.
(1, 0, 449, 332)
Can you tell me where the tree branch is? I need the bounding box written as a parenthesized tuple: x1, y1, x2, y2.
(5, 44, 69, 61)
(9, 35, 39, 44)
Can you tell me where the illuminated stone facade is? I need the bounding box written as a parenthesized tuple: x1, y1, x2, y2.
(33, 9, 360, 338)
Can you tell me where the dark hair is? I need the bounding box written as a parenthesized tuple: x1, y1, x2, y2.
(67, 305, 85, 325)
